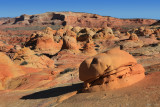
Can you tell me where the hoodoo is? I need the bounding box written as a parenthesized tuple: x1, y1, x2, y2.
(79, 47, 145, 92)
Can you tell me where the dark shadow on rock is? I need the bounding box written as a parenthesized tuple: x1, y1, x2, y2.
(21, 83, 83, 99)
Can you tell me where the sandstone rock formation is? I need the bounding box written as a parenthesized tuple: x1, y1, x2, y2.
(93, 27, 115, 40)
(13, 47, 55, 68)
(1, 12, 157, 28)
(0, 52, 25, 90)
(0, 41, 13, 53)
(25, 27, 63, 55)
(83, 41, 97, 56)
(0, 35, 30, 45)
(79, 48, 145, 92)
(129, 33, 139, 41)
(62, 35, 79, 53)
(120, 40, 144, 49)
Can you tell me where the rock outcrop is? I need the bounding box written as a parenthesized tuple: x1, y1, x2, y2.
(129, 33, 139, 41)
(62, 36, 79, 53)
(13, 47, 55, 68)
(93, 27, 115, 40)
(79, 48, 145, 92)
(0, 52, 25, 90)
(0, 41, 13, 53)
(25, 27, 63, 55)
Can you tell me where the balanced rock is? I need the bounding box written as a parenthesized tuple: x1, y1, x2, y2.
(79, 48, 145, 92)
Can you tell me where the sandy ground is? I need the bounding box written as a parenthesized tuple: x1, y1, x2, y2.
(0, 70, 160, 107)
(0, 42, 159, 107)
(57, 71, 160, 107)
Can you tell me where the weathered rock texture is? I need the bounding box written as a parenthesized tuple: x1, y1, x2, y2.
(13, 47, 55, 68)
(79, 48, 145, 92)
(0, 52, 25, 90)
(25, 27, 63, 55)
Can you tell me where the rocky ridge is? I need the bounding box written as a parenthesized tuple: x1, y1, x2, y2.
(1, 12, 158, 28)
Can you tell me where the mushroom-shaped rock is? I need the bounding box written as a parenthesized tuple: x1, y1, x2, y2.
(0, 52, 25, 90)
(79, 48, 145, 92)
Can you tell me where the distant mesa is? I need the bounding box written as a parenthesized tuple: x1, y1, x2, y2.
(0, 12, 158, 28)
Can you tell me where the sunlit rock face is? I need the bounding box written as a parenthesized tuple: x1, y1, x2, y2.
(0, 52, 25, 90)
(79, 47, 145, 92)
(25, 27, 63, 55)
(13, 47, 55, 69)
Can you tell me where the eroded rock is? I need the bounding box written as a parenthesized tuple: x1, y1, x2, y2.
(0, 52, 25, 90)
(79, 48, 145, 92)
(13, 47, 55, 68)
(26, 27, 63, 55)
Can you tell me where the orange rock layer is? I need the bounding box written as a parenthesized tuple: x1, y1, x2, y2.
(79, 48, 145, 92)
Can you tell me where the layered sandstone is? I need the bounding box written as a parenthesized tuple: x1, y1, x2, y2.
(1, 12, 157, 28)
(13, 47, 55, 68)
(79, 48, 145, 92)
(25, 27, 63, 55)
(0, 52, 25, 90)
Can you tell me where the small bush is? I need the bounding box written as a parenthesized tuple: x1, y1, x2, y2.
(20, 61, 28, 65)
(60, 68, 76, 74)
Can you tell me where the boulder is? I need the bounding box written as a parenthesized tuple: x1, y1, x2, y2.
(79, 48, 145, 92)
